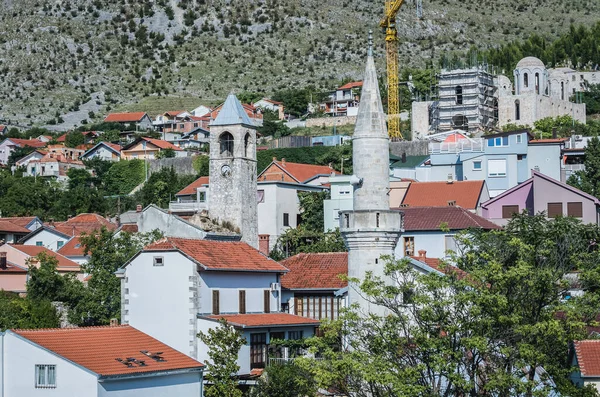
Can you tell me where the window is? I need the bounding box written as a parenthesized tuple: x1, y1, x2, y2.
(57, 241, 63, 249)
(36, 241, 43, 246)
(524, 73, 529, 88)
(473, 161, 482, 170)
(561, 82, 565, 100)
(516, 134, 523, 144)
(502, 205, 519, 219)
(198, 191, 206, 202)
(288, 330, 303, 340)
(244, 133, 251, 158)
(567, 202, 583, 218)
(283, 213, 290, 227)
(212, 290, 220, 315)
(179, 124, 184, 129)
(402, 288, 415, 305)
(239, 290, 246, 314)
(250, 333, 267, 369)
(35, 365, 56, 388)
(488, 159, 507, 177)
(193, 123, 198, 128)
(219, 132, 234, 157)
(264, 290, 271, 313)
(547, 203, 563, 218)
(403, 237, 415, 256)
(269, 332, 285, 359)
(535, 73, 540, 94)
(455, 85, 463, 105)
(257, 190, 265, 203)
(487, 137, 509, 147)
(296, 214, 302, 227)
(445, 235, 457, 254)
(515, 100, 520, 121)
(153, 256, 164, 266)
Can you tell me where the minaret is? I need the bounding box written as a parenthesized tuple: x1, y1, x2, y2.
(340, 32, 404, 314)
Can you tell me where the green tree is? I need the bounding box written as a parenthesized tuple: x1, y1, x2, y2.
(577, 83, 600, 115)
(0, 291, 59, 330)
(156, 148, 176, 158)
(192, 155, 210, 176)
(103, 159, 145, 195)
(568, 136, 600, 198)
(26, 253, 85, 308)
(64, 131, 85, 148)
(7, 146, 35, 166)
(297, 191, 328, 232)
(134, 167, 196, 208)
(198, 319, 246, 397)
(252, 362, 316, 397)
(315, 141, 352, 174)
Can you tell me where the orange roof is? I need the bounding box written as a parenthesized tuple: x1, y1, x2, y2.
(0, 217, 37, 228)
(56, 133, 67, 142)
(260, 160, 339, 183)
(529, 138, 568, 144)
(7, 138, 47, 148)
(143, 237, 288, 272)
(30, 154, 84, 165)
(176, 176, 209, 196)
(57, 236, 86, 257)
(164, 110, 187, 117)
(12, 326, 203, 377)
(9, 244, 80, 270)
(338, 81, 363, 90)
(574, 340, 600, 377)
(53, 213, 116, 235)
(119, 224, 138, 233)
(0, 220, 30, 234)
(280, 252, 347, 290)
(104, 112, 148, 123)
(401, 180, 485, 209)
(105, 142, 122, 152)
(140, 137, 182, 151)
(204, 313, 320, 328)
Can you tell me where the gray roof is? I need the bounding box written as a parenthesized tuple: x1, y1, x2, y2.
(210, 93, 254, 127)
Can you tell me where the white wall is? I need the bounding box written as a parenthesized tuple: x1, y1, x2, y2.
(98, 372, 202, 397)
(394, 232, 456, 260)
(85, 146, 119, 161)
(2, 332, 99, 397)
(137, 206, 207, 239)
(22, 230, 70, 252)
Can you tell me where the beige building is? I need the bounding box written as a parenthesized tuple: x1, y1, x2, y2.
(121, 137, 184, 160)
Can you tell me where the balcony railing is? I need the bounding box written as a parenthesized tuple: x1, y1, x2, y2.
(429, 138, 484, 154)
(564, 164, 585, 172)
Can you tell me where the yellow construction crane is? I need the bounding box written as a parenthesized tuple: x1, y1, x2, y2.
(380, 0, 405, 140)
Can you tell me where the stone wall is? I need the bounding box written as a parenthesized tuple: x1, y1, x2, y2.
(148, 156, 197, 176)
(390, 140, 429, 157)
(305, 116, 357, 127)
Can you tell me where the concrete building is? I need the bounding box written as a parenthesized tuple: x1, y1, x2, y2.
(0, 326, 204, 397)
(81, 142, 122, 161)
(339, 50, 403, 314)
(208, 93, 259, 248)
(320, 81, 363, 117)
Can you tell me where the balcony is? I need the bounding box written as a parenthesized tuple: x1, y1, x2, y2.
(168, 200, 207, 213)
(429, 138, 485, 154)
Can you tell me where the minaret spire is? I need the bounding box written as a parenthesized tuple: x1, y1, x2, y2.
(368, 29, 373, 57)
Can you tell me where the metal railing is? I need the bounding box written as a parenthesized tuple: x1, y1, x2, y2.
(429, 138, 484, 154)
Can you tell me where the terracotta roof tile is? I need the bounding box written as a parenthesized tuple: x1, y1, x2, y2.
(8, 244, 80, 270)
(57, 237, 86, 257)
(0, 217, 37, 228)
(204, 313, 320, 328)
(52, 213, 117, 235)
(105, 143, 122, 152)
(400, 206, 501, 231)
(104, 112, 148, 123)
(260, 160, 339, 183)
(280, 252, 348, 290)
(0, 220, 30, 234)
(402, 180, 485, 209)
(12, 325, 203, 377)
(6, 138, 47, 148)
(574, 340, 600, 377)
(140, 137, 183, 151)
(176, 176, 210, 196)
(119, 224, 139, 233)
(338, 81, 363, 90)
(411, 254, 470, 280)
(143, 237, 288, 272)
(56, 133, 67, 142)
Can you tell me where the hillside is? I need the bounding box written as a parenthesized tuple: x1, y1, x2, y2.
(0, 0, 598, 129)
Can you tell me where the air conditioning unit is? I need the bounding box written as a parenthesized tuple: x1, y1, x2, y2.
(270, 283, 280, 291)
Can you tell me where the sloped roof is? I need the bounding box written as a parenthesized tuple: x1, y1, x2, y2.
(83, 142, 121, 157)
(176, 176, 209, 196)
(56, 133, 67, 142)
(8, 244, 80, 270)
(122, 137, 182, 151)
(411, 254, 470, 280)
(211, 93, 254, 127)
(338, 81, 363, 90)
(203, 313, 320, 328)
(280, 252, 348, 290)
(57, 236, 86, 257)
(142, 237, 288, 272)
(400, 206, 501, 231)
(260, 160, 339, 183)
(574, 340, 600, 377)
(402, 180, 485, 209)
(104, 112, 148, 123)
(0, 220, 30, 234)
(0, 216, 38, 229)
(390, 155, 429, 169)
(6, 138, 47, 148)
(53, 213, 117, 234)
(12, 325, 203, 377)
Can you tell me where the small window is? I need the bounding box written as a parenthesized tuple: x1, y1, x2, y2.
(239, 290, 246, 314)
(36, 241, 43, 247)
(515, 100, 521, 121)
(153, 256, 164, 266)
(264, 290, 271, 313)
(198, 191, 206, 202)
(473, 161, 482, 170)
(403, 236, 415, 256)
(547, 203, 563, 218)
(567, 202, 583, 218)
(179, 124, 184, 129)
(35, 365, 56, 388)
(288, 330, 303, 340)
(57, 241, 64, 249)
(283, 213, 290, 227)
(212, 290, 220, 315)
(502, 205, 519, 219)
(524, 73, 529, 88)
(516, 134, 522, 144)
(257, 190, 265, 203)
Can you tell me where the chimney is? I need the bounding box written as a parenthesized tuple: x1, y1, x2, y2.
(447, 200, 456, 206)
(273, 157, 277, 162)
(281, 158, 286, 165)
(110, 318, 119, 327)
(552, 127, 557, 139)
(258, 234, 270, 256)
(401, 153, 407, 163)
(418, 250, 427, 260)
(136, 204, 142, 212)
(0, 252, 6, 269)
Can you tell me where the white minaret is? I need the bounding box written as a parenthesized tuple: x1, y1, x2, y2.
(340, 32, 404, 314)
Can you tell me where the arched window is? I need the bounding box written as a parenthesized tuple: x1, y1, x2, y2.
(452, 114, 468, 131)
(515, 100, 520, 121)
(561, 82, 565, 100)
(524, 73, 529, 88)
(535, 73, 540, 94)
(455, 86, 463, 105)
(219, 132, 234, 157)
(244, 133, 251, 158)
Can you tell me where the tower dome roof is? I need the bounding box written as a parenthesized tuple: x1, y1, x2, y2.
(516, 56, 545, 69)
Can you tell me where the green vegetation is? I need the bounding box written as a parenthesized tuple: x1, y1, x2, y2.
(257, 145, 347, 174)
(568, 136, 600, 198)
(577, 83, 600, 116)
(0, 291, 59, 331)
(252, 362, 317, 397)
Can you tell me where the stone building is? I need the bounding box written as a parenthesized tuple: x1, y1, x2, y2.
(339, 48, 403, 314)
(208, 93, 259, 249)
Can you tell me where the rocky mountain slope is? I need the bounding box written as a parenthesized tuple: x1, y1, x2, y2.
(0, 0, 598, 129)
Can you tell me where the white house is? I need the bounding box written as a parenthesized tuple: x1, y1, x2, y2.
(119, 237, 319, 375)
(0, 325, 204, 397)
(57, 236, 90, 265)
(18, 226, 72, 252)
(15, 150, 47, 168)
(253, 98, 285, 120)
(81, 142, 122, 162)
(0, 138, 47, 165)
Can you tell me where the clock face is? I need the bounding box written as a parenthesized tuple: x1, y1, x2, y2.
(221, 164, 232, 177)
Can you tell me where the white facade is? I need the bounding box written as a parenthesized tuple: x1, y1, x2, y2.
(137, 205, 207, 239)
(395, 232, 457, 260)
(21, 228, 71, 251)
(82, 144, 121, 162)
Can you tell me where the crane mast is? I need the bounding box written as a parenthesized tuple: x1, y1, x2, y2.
(380, 0, 405, 140)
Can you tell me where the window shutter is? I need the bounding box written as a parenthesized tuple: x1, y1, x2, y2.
(212, 290, 220, 315)
(239, 290, 246, 314)
(547, 203, 563, 218)
(502, 205, 519, 219)
(263, 290, 270, 313)
(567, 202, 583, 218)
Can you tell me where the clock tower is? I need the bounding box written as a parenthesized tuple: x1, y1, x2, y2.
(208, 93, 258, 248)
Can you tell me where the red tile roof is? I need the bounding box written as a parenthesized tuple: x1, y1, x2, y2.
(57, 133, 67, 142)
(338, 81, 363, 90)
(0, 217, 37, 228)
(140, 137, 182, 151)
(0, 220, 30, 234)
(260, 160, 339, 183)
(401, 180, 485, 209)
(143, 237, 288, 272)
(119, 224, 139, 233)
(280, 252, 348, 290)
(204, 313, 320, 328)
(105, 143, 122, 152)
(8, 244, 80, 270)
(400, 206, 501, 231)
(574, 340, 600, 377)
(411, 253, 470, 280)
(57, 237, 86, 257)
(176, 176, 210, 196)
(7, 138, 47, 148)
(164, 110, 187, 117)
(53, 213, 116, 235)
(104, 112, 148, 123)
(12, 325, 203, 377)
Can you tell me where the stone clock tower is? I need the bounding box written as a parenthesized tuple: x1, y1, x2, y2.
(208, 93, 258, 248)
